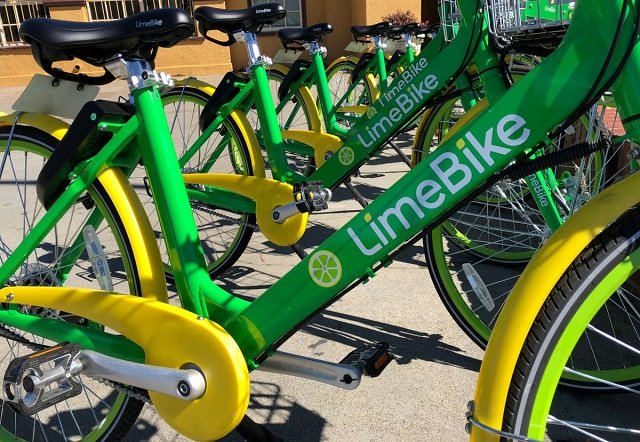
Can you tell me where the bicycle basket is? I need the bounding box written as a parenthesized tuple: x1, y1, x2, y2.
(439, 0, 461, 42)
(486, 0, 574, 38)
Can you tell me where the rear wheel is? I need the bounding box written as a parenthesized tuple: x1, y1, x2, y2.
(0, 125, 144, 441)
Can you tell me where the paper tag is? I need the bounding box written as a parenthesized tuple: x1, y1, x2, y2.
(272, 49, 302, 64)
(344, 41, 370, 53)
(13, 74, 99, 120)
(383, 39, 406, 55)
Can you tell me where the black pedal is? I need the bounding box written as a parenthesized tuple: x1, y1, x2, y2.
(340, 342, 392, 378)
(4, 342, 82, 415)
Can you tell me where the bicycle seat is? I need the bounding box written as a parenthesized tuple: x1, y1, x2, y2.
(20, 8, 194, 84)
(277, 23, 333, 46)
(351, 22, 392, 40)
(194, 4, 286, 36)
(385, 25, 406, 40)
(405, 23, 434, 36)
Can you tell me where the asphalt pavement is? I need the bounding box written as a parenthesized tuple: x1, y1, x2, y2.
(0, 75, 483, 442)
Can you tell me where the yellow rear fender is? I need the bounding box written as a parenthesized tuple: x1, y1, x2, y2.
(98, 167, 168, 302)
(281, 129, 343, 167)
(0, 286, 249, 441)
(336, 105, 368, 116)
(365, 73, 380, 102)
(326, 56, 359, 73)
(228, 109, 267, 178)
(172, 78, 215, 97)
(471, 171, 640, 441)
(0, 112, 69, 140)
(183, 173, 308, 246)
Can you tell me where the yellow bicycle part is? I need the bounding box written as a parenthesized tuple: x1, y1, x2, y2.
(281, 129, 344, 167)
(470, 171, 640, 441)
(100, 167, 169, 302)
(0, 112, 69, 140)
(0, 286, 249, 441)
(335, 105, 368, 116)
(183, 173, 309, 246)
(229, 108, 267, 178)
(172, 77, 215, 97)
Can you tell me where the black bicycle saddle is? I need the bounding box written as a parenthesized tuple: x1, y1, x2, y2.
(195, 3, 286, 36)
(19, 8, 194, 84)
(277, 23, 333, 45)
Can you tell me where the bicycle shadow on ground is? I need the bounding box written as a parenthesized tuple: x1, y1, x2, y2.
(215, 263, 480, 372)
(220, 382, 327, 442)
(298, 310, 481, 372)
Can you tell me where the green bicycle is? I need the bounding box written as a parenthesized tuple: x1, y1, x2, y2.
(0, 0, 636, 440)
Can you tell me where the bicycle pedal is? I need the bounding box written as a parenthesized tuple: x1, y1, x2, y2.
(3, 342, 82, 415)
(339, 342, 392, 378)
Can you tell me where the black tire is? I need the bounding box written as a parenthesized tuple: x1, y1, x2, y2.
(502, 205, 640, 441)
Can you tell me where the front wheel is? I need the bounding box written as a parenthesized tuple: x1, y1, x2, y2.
(500, 205, 640, 441)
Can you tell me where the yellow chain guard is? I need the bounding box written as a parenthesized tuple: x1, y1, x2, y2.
(183, 173, 308, 246)
(0, 286, 249, 441)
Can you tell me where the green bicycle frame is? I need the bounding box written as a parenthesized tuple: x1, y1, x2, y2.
(4, 0, 630, 371)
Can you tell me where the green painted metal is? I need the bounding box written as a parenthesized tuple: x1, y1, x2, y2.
(226, 0, 638, 360)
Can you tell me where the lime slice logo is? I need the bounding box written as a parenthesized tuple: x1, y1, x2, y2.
(338, 146, 355, 166)
(308, 251, 342, 288)
(366, 107, 377, 118)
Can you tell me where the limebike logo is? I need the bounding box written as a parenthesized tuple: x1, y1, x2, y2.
(348, 114, 531, 256)
(136, 19, 163, 28)
(358, 58, 438, 148)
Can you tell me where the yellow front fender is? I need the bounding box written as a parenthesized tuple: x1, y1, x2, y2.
(471, 171, 640, 441)
(172, 77, 216, 97)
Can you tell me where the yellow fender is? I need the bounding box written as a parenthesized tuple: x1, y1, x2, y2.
(270, 63, 323, 132)
(281, 129, 343, 167)
(172, 77, 216, 97)
(183, 173, 308, 246)
(365, 72, 380, 103)
(471, 171, 640, 441)
(229, 109, 267, 178)
(0, 286, 249, 441)
(325, 55, 360, 73)
(0, 112, 69, 140)
(335, 105, 368, 116)
(100, 168, 169, 301)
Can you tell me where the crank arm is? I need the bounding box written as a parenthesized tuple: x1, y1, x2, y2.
(257, 351, 362, 390)
(77, 350, 205, 401)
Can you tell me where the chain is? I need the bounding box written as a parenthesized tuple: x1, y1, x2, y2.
(0, 324, 151, 404)
(191, 202, 260, 231)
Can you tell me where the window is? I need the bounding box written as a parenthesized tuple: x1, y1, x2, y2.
(251, 0, 302, 30)
(0, 0, 49, 48)
(86, 0, 192, 22)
